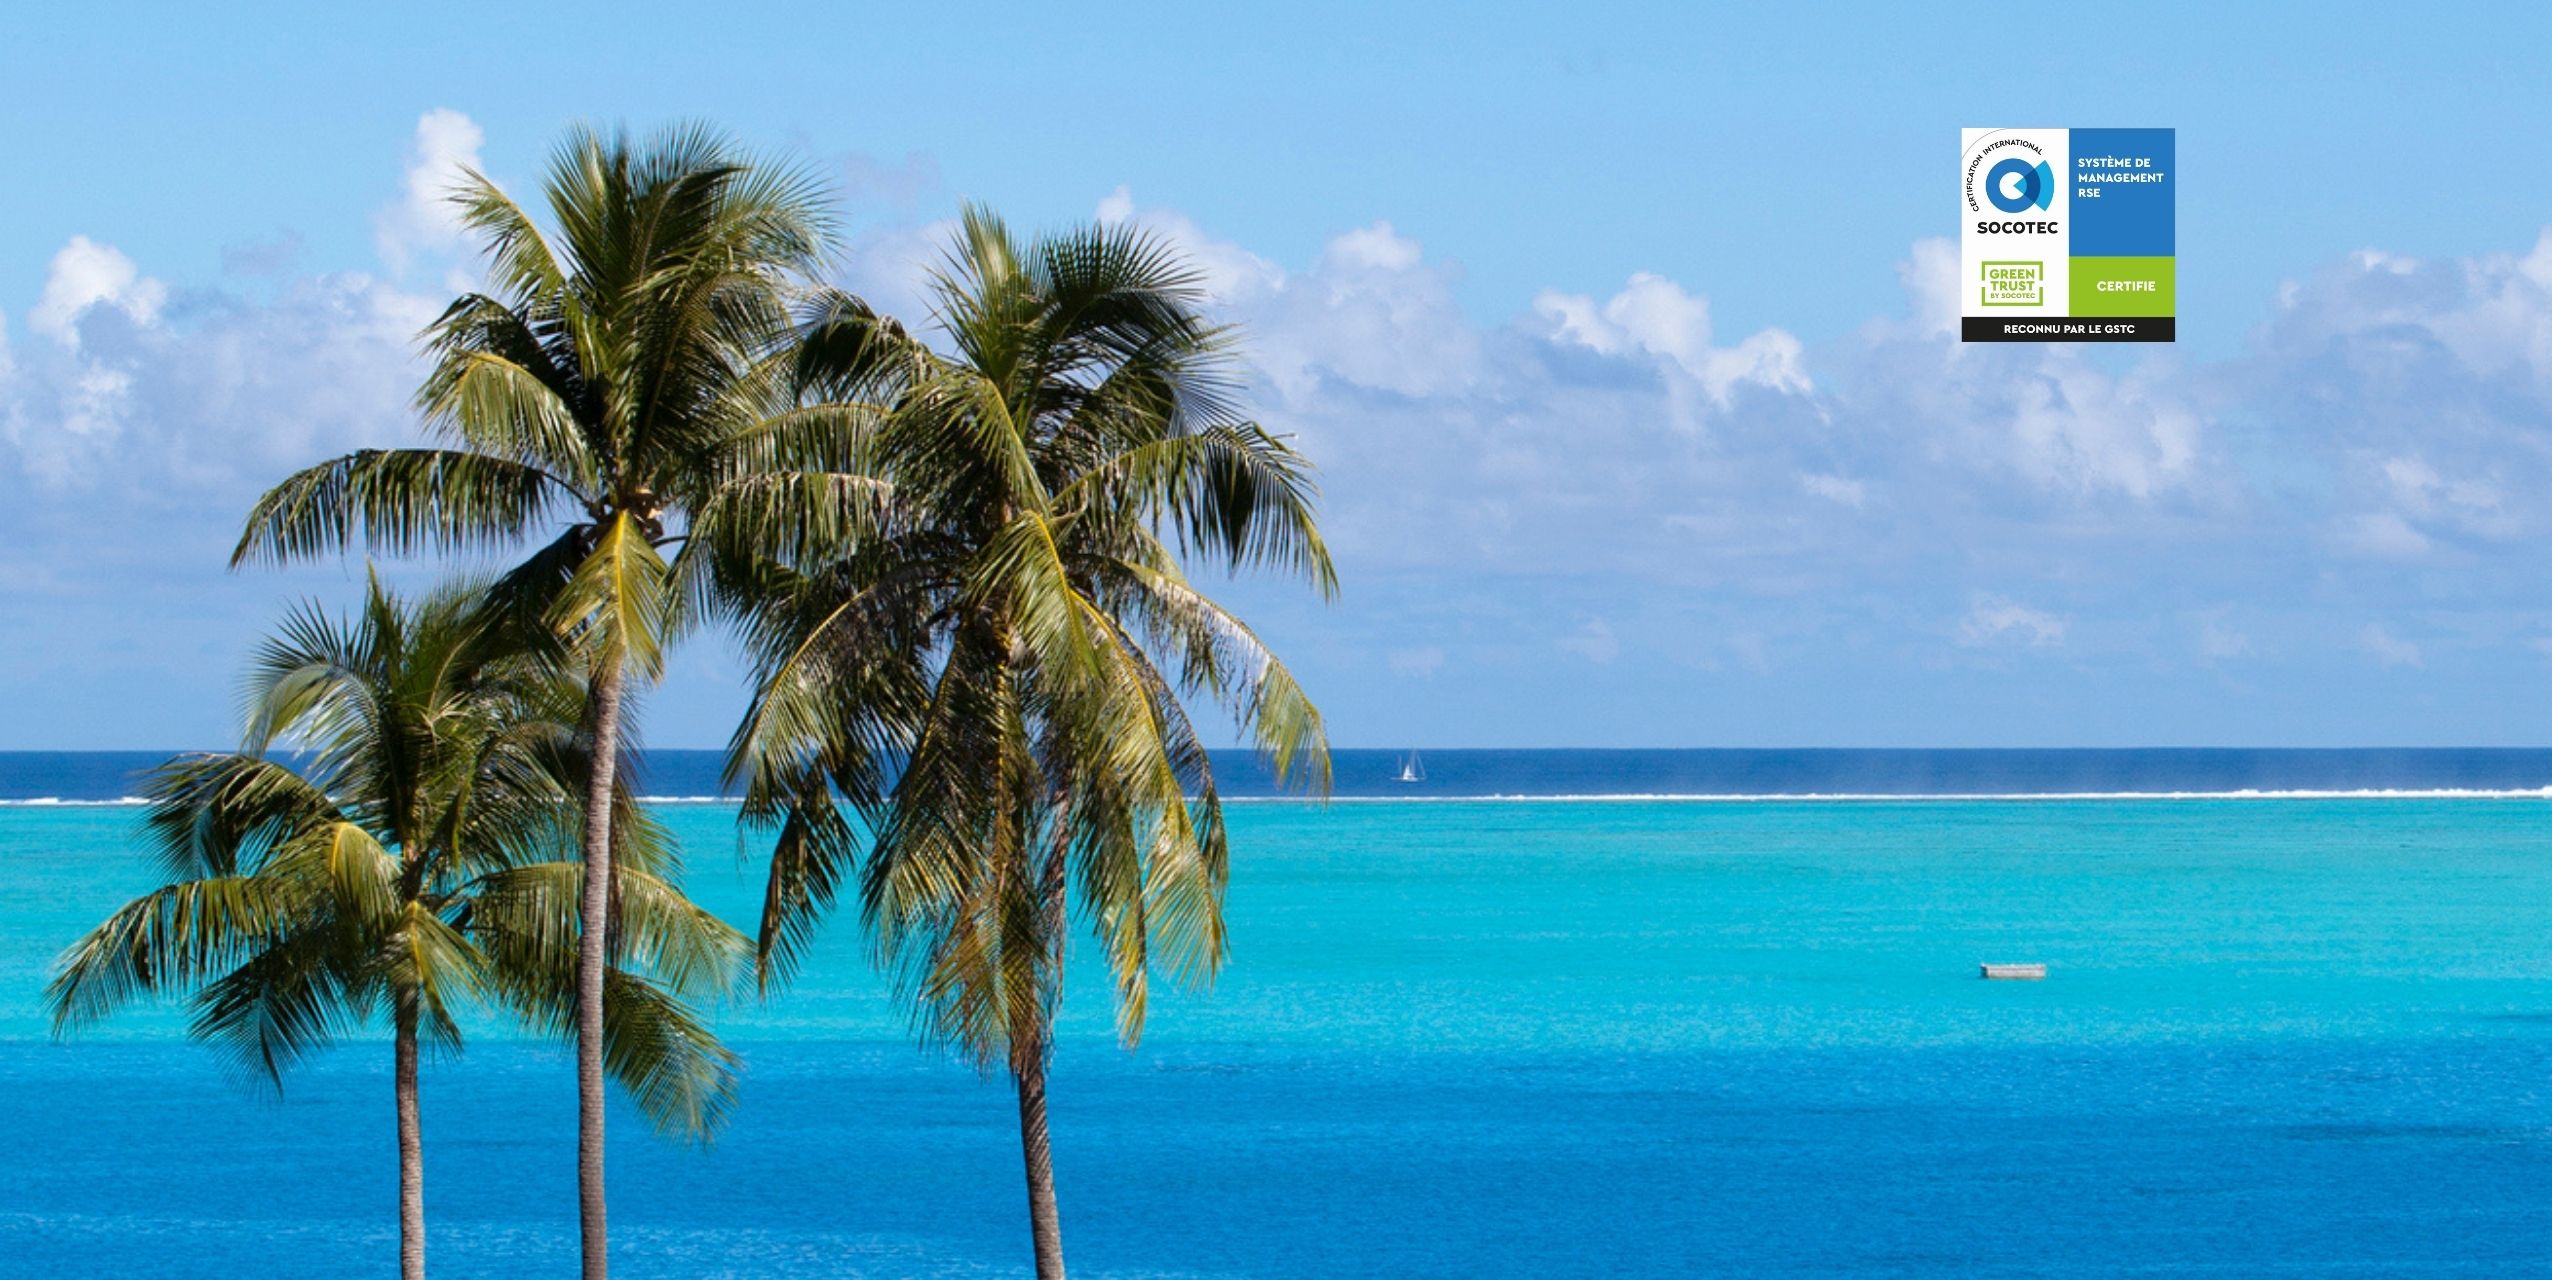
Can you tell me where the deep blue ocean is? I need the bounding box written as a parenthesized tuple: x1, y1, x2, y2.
(6, 750, 2552, 1276)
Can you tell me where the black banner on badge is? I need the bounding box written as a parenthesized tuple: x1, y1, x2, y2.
(1961, 317, 2174, 343)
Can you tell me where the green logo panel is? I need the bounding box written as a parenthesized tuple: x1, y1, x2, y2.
(2068, 256, 2175, 316)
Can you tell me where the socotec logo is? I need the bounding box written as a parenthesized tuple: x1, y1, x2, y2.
(1985, 158, 2055, 213)
(1962, 135, 2060, 234)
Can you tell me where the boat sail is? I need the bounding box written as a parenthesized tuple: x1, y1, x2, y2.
(1395, 750, 1427, 784)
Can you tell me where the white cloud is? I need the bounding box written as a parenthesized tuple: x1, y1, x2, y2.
(5, 240, 169, 483)
(28, 237, 165, 350)
(2359, 623, 2423, 669)
(1269, 221, 1479, 400)
(1093, 193, 1461, 400)
(2002, 358, 2200, 499)
(2, 234, 435, 489)
(1959, 595, 2067, 649)
(1326, 223, 1423, 273)
(375, 108, 486, 280)
(2260, 232, 2552, 387)
(835, 218, 961, 340)
(1890, 237, 1962, 341)
(2358, 452, 2518, 547)
(1534, 271, 1810, 407)
(1853, 238, 2213, 503)
(17, 150, 2552, 744)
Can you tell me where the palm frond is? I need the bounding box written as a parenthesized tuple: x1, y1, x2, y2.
(186, 924, 363, 1090)
(470, 860, 746, 1004)
(447, 169, 572, 307)
(139, 753, 337, 879)
(747, 788, 862, 991)
(598, 970, 741, 1141)
(416, 345, 601, 496)
(550, 511, 678, 679)
(48, 876, 310, 1032)
(233, 449, 574, 567)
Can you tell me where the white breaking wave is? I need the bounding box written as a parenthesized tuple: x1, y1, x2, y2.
(1220, 787, 2552, 803)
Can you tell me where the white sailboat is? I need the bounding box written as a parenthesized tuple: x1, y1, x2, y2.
(1395, 750, 1427, 784)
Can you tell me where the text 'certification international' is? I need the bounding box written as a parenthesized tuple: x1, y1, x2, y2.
(1960, 128, 2174, 342)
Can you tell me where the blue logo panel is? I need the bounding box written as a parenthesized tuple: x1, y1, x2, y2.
(2068, 128, 2174, 257)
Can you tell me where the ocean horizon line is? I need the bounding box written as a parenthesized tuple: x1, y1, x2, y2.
(16, 787, 2552, 809)
(15, 747, 2552, 804)
(15, 745, 2552, 754)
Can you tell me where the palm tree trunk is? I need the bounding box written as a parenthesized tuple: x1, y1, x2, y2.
(576, 658, 626, 1280)
(395, 1003, 425, 1280)
(1014, 1055, 1066, 1280)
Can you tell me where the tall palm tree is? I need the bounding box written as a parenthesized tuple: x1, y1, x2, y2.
(47, 575, 745, 1280)
(728, 208, 1334, 1279)
(231, 123, 857, 1277)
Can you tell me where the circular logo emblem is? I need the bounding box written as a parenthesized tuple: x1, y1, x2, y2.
(1985, 158, 2056, 213)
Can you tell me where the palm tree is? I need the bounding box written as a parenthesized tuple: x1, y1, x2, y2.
(47, 575, 745, 1280)
(728, 208, 1334, 1279)
(230, 123, 856, 1278)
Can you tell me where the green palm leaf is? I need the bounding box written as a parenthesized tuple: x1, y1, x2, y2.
(233, 449, 574, 567)
(550, 511, 677, 679)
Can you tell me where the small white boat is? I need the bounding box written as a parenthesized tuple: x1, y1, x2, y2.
(1980, 963, 2047, 981)
(1394, 750, 1427, 784)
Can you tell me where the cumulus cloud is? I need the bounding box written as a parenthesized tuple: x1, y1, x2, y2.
(1086, 190, 1843, 588)
(2002, 357, 2201, 499)
(1534, 271, 1810, 408)
(2352, 452, 2519, 551)
(0, 258, 435, 489)
(2225, 234, 2552, 572)
(1261, 221, 1480, 400)
(1064, 193, 2552, 717)
(0, 116, 461, 493)
(375, 108, 487, 280)
(0, 117, 502, 745)
(834, 217, 961, 337)
(28, 237, 166, 350)
(18, 136, 2552, 744)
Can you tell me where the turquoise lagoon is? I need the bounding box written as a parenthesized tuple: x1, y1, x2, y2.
(4, 782, 2552, 1275)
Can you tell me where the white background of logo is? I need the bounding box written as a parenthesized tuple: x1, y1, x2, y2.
(1962, 128, 2070, 318)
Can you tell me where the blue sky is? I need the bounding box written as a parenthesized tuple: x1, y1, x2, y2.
(7, 2, 2552, 748)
